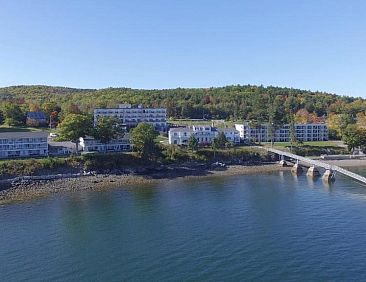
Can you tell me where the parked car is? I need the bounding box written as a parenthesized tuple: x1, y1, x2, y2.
(211, 161, 226, 167)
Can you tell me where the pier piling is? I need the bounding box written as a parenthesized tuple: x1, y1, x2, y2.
(291, 163, 303, 174)
(322, 169, 335, 182)
(306, 166, 320, 178)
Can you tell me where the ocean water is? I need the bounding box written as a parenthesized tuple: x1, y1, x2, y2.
(1, 169, 366, 281)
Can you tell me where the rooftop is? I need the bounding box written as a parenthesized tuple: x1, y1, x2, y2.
(27, 111, 47, 120)
(169, 127, 193, 133)
(48, 141, 76, 149)
(0, 131, 48, 139)
(218, 127, 239, 132)
(81, 133, 131, 140)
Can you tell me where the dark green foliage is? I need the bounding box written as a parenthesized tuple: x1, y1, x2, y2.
(0, 109, 4, 125)
(131, 123, 159, 159)
(289, 115, 297, 147)
(93, 116, 124, 144)
(2, 104, 25, 126)
(57, 113, 93, 151)
(342, 125, 366, 152)
(216, 132, 228, 148)
(0, 157, 81, 178)
(195, 148, 274, 163)
(82, 153, 147, 171)
(188, 135, 198, 151)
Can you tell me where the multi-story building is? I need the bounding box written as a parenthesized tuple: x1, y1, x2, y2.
(168, 125, 240, 145)
(94, 104, 167, 131)
(0, 131, 48, 159)
(79, 134, 132, 153)
(234, 122, 328, 143)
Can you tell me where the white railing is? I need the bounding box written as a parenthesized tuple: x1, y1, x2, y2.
(264, 147, 366, 185)
(331, 165, 366, 184)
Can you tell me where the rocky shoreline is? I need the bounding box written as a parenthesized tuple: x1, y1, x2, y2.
(0, 163, 289, 204)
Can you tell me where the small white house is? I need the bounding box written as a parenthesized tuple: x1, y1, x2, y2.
(79, 134, 132, 153)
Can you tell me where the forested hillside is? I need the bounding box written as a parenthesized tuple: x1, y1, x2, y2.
(0, 85, 365, 138)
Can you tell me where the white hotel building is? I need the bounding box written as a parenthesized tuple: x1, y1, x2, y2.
(169, 125, 240, 145)
(235, 122, 328, 143)
(0, 131, 48, 159)
(79, 134, 132, 153)
(94, 104, 167, 131)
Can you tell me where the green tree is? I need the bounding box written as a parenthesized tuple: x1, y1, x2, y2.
(57, 114, 93, 153)
(289, 114, 297, 151)
(339, 113, 356, 135)
(166, 144, 178, 161)
(93, 117, 124, 148)
(284, 95, 299, 118)
(268, 94, 276, 146)
(188, 135, 198, 152)
(131, 123, 159, 159)
(0, 110, 4, 125)
(358, 129, 366, 153)
(216, 132, 227, 148)
(342, 124, 360, 152)
(2, 104, 25, 126)
(211, 138, 219, 159)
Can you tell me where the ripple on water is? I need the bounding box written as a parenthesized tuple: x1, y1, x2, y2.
(1, 170, 366, 281)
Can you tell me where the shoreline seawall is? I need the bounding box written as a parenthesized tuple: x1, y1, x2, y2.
(0, 163, 289, 204)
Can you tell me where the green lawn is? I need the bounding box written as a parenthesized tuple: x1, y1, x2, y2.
(0, 126, 45, 133)
(155, 135, 169, 144)
(262, 141, 341, 148)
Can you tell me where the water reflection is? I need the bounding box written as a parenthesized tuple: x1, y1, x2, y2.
(306, 175, 317, 189)
(321, 179, 333, 192)
(291, 172, 300, 184)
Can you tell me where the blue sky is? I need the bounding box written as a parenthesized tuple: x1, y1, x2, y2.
(0, 0, 365, 97)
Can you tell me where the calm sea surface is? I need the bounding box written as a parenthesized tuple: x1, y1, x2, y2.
(1, 168, 366, 281)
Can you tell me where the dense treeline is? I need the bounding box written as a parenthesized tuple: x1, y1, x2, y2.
(0, 85, 366, 139)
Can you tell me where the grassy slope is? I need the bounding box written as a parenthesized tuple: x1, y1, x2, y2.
(0, 126, 45, 133)
(262, 141, 340, 147)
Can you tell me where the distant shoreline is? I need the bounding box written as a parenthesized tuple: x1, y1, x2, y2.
(0, 164, 289, 204)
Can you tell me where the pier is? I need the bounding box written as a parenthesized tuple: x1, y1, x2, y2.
(265, 147, 366, 185)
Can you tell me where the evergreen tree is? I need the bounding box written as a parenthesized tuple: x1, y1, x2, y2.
(216, 132, 227, 148)
(188, 135, 198, 152)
